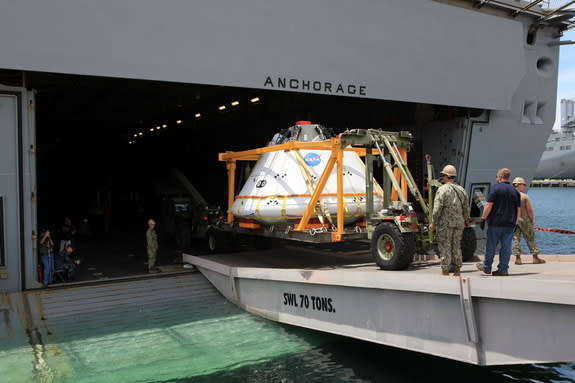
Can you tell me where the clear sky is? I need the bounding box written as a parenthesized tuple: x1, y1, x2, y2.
(555, 28, 575, 129)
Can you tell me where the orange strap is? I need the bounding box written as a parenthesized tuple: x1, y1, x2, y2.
(235, 192, 378, 199)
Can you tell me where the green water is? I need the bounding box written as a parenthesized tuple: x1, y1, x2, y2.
(3, 284, 574, 383)
(1, 289, 325, 383)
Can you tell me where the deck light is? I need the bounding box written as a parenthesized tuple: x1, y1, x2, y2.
(231, 101, 239, 106)
(138, 132, 143, 136)
(195, 113, 201, 118)
(219, 105, 226, 111)
(162, 124, 167, 128)
(250, 97, 260, 103)
(176, 120, 183, 125)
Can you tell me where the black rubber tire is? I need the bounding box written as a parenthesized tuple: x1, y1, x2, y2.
(461, 227, 477, 262)
(206, 230, 234, 253)
(371, 222, 415, 270)
(206, 230, 218, 254)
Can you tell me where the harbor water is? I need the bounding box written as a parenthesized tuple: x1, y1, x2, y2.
(529, 188, 575, 254)
(1, 189, 574, 383)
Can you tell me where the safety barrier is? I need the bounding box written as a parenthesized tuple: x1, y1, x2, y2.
(535, 227, 575, 235)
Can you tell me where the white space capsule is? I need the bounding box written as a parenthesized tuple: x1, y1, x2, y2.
(232, 122, 384, 225)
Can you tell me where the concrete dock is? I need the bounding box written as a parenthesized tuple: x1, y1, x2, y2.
(184, 244, 575, 366)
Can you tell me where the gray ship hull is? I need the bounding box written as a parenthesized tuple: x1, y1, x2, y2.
(184, 250, 575, 366)
(535, 150, 575, 178)
(535, 124, 575, 179)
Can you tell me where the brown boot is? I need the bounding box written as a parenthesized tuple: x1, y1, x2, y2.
(453, 268, 461, 277)
(441, 269, 450, 276)
(515, 255, 522, 265)
(533, 255, 546, 264)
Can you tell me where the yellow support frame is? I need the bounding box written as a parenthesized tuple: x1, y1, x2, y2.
(218, 137, 407, 242)
(219, 137, 401, 242)
(390, 146, 407, 202)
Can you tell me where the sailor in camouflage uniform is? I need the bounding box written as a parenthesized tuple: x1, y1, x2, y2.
(512, 177, 545, 265)
(429, 165, 470, 276)
(146, 218, 160, 273)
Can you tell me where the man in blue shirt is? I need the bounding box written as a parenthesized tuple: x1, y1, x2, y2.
(476, 168, 520, 276)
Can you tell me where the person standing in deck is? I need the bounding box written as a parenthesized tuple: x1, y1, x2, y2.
(146, 218, 159, 273)
(477, 168, 520, 276)
(59, 217, 76, 253)
(512, 177, 545, 265)
(39, 229, 55, 286)
(429, 165, 470, 277)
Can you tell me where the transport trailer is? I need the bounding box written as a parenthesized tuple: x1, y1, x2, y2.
(212, 124, 477, 269)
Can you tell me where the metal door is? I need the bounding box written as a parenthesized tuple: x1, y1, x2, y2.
(0, 87, 37, 292)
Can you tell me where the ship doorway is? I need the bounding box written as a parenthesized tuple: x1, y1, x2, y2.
(1, 70, 475, 287)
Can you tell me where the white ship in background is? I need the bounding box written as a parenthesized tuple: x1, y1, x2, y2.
(535, 99, 575, 179)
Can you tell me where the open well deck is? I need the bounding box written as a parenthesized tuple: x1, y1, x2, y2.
(184, 244, 575, 366)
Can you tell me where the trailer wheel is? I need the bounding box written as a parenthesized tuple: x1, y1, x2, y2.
(207, 230, 232, 253)
(461, 227, 477, 262)
(207, 230, 218, 253)
(371, 222, 415, 270)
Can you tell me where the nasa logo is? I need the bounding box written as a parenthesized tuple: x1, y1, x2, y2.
(304, 152, 321, 167)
